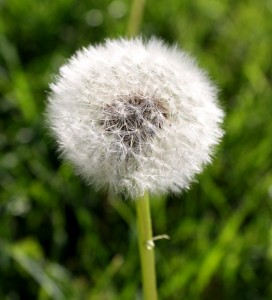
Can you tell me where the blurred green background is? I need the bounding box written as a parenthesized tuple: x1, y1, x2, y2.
(0, 0, 272, 299)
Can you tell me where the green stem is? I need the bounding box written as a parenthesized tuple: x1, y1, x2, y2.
(135, 192, 158, 300)
(127, 0, 146, 37)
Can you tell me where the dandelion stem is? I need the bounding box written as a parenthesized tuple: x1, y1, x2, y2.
(127, 0, 146, 37)
(135, 192, 158, 300)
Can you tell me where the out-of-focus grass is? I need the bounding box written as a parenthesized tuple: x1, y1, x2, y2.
(0, 0, 272, 299)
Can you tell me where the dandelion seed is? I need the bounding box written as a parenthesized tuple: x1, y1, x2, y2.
(46, 37, 224, 198)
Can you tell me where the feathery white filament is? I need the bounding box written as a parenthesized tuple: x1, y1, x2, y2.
(47, 37, 224, 198)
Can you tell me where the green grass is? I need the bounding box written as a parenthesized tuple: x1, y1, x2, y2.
(0, 0, 272, 299)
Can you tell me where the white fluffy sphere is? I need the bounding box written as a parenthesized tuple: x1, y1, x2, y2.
(47, 38, 224, 198)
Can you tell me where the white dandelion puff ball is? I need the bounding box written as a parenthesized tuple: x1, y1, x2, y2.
(47, 37, 224, 198)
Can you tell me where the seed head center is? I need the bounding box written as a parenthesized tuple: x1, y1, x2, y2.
(101, 93, 168, 152)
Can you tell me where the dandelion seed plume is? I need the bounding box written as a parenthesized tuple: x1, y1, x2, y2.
(47, 37, 224, 198)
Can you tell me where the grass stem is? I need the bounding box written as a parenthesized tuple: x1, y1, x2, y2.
(127, 0, 146, 37)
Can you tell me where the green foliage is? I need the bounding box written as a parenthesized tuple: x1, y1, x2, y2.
(1, 0, 272, 299)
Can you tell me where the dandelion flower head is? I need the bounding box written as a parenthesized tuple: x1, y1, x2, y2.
(47, 37, 224, 198)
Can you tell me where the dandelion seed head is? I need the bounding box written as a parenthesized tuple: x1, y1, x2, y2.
(47, 37, 224, 198)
